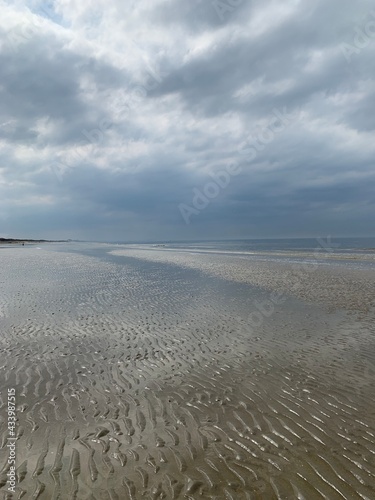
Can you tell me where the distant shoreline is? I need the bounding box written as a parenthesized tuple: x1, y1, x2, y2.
(0, 238, 69, 245)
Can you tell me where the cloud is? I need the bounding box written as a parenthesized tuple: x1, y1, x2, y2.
(0, 0, 374, 240)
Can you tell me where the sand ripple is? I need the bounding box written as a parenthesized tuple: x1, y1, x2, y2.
(0, 244, 374, 499)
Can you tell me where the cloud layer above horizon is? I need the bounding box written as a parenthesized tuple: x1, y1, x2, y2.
(0, 0, 374, 240)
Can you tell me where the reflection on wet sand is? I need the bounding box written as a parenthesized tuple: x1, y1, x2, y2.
(0, 244, 374, 499)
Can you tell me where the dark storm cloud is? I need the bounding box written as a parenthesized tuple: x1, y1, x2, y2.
(0, 26, 131, 148)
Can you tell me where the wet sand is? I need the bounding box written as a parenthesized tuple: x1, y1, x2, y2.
(0, 243, 374, 499)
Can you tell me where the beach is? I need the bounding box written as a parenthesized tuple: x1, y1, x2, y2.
(0, 242, 374, 499)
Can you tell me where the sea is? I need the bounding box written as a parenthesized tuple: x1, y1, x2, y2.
(109, 236, 375, 271)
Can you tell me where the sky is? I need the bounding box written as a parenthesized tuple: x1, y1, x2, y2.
(0, 0, 374, 241)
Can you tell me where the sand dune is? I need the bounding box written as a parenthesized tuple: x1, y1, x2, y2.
(0, 244, 374, 499)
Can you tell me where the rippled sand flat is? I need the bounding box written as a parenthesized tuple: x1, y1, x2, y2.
(0, 244, 375, 499)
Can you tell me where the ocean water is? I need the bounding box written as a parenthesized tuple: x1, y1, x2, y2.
(110, 237, 375, 252)
(162, 236, 375, 254)
(112, 237, 375, 272)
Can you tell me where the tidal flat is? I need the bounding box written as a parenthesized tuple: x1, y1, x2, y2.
(0, 243, 374, 499)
